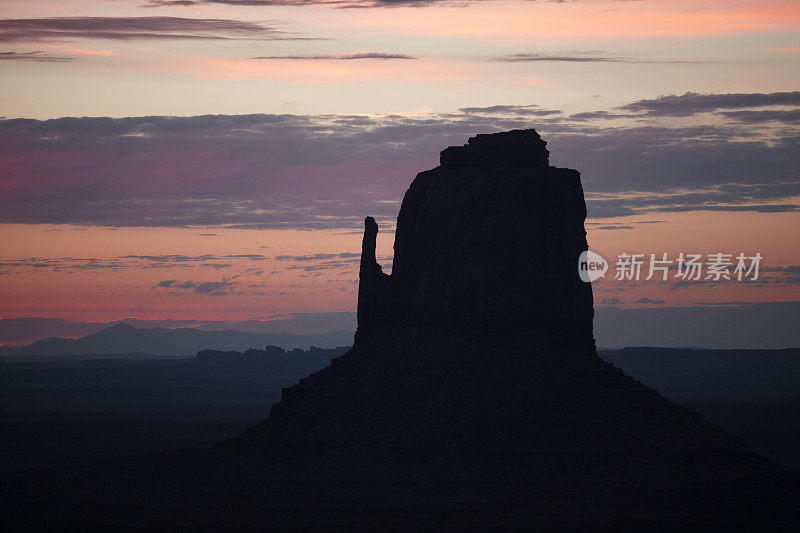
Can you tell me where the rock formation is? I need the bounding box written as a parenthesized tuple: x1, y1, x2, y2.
(4, 129, 797, 529)
(357, 130, 593, 345)
(235, 130, 781, 465)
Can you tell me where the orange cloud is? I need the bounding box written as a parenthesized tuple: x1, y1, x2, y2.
(61, 47, 116, 57)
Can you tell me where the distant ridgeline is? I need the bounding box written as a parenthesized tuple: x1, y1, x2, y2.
(195, 345, 347, 369)
(13, 322, 354, 357)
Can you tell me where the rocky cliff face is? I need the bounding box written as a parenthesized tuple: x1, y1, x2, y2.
(358, 130, 594, 345)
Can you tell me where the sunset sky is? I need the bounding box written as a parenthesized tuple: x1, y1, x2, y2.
(1, 0, 798, 327)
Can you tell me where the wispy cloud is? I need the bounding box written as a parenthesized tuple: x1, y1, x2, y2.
(0, 50, 73, 62)
(491, 53, 707, 64)
(616, 91, 800, 116)
(123, 254, 218, 263)
(567, 111, 638, 121)
(494, 53, 629, 63)
(635, 297, 666, 304)
(274, 253, 361, 261)
(152, 279, 239, 296)
(585, 181, 800, 218)
(594, 225, 635, 230)
(0, 17, 317, 43)
(0, 254, 243, 275)
(224, 254, 269, 260)
(458, 105, 561, 116)
(717, 109, 800, 124)
(252, 53, 417, 60)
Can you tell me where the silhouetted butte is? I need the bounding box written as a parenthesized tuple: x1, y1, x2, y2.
(235, 131, 789, 467)
(3, 129, 797, 529)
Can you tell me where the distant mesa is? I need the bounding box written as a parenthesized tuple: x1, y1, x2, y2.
(16, 323, 355, 357)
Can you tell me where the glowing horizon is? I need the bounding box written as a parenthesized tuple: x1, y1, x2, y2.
(1, 0, 798, 324)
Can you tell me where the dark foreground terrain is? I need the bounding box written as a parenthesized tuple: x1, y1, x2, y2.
(605, 347, 800, 471)
(2, 346, 798, 473)
(4, 443, 798, 529)
(1, 344, 798, 529)
(0, 346, 346, 472)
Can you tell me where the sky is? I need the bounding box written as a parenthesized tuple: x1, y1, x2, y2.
(0, 0, 799, 329)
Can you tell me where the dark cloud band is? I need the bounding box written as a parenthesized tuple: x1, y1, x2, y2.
(616, 91, 800, 116)
(252, 52, 416, 60)
(1, 93, 797, 229)
(491, 53, 708, 64)
(0, 50, 73, 62)
(0, 16, 315, 42)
